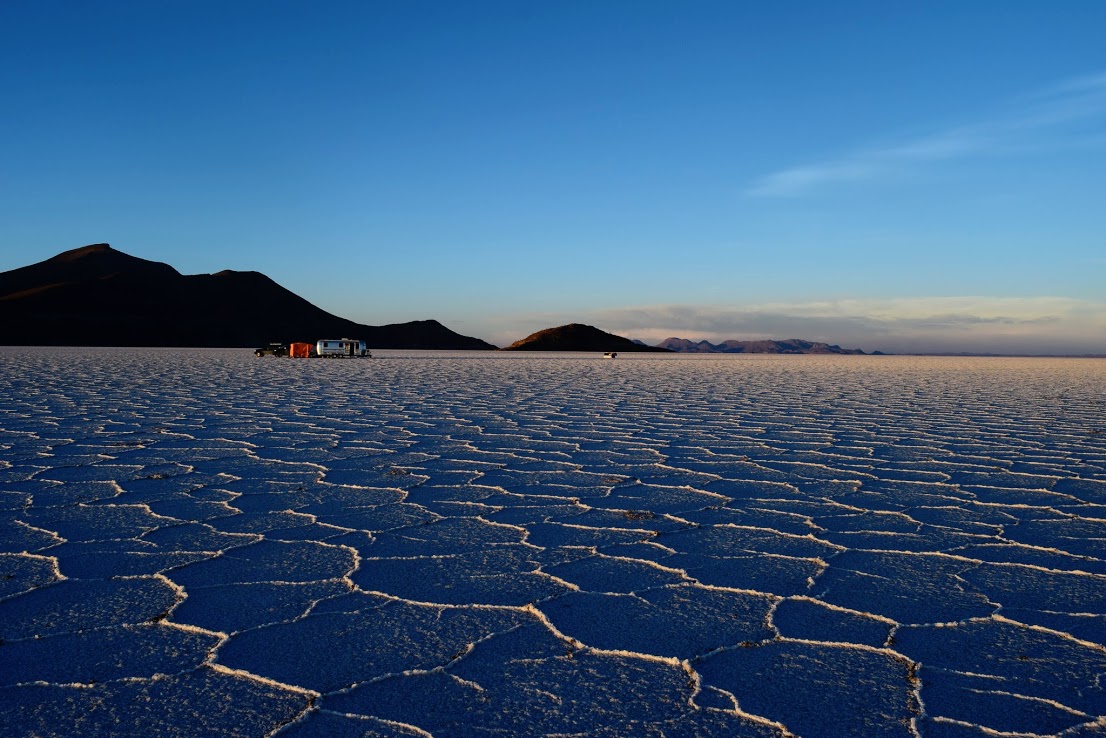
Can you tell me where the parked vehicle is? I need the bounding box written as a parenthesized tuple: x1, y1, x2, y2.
(316, 338, 371, 357)
(603, 352, 618, 359)
(255, 343, 289, 357)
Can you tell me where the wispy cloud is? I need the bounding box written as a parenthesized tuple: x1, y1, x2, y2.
(747, 71, 1106, 197)
(496, 297, 1106, 355)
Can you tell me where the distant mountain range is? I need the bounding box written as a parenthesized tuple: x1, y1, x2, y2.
(0, 245, 885, 353)
(656, 337, 878, 354)
(502, 323, 672, 352)
(0, 244, 496, 349)
(500, 325, 876, 354)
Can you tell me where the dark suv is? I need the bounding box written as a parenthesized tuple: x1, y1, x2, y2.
(254, 343, 289, 357)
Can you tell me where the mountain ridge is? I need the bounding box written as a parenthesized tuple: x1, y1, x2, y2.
(656, 337, 875, 354)
(0, 244, 496, 349)
(503, 323, 672, 352)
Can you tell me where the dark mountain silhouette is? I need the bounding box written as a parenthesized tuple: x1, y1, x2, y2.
(657, 337, 873, 354)
(0, 244, 496, 349)
(503, 323, 672, 352)
(656, 338, 718, 353)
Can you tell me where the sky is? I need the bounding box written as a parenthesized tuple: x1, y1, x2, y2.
(2, 0, 1105, 354)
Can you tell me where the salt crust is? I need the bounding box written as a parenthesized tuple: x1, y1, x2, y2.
(1, 349, 1104, 737)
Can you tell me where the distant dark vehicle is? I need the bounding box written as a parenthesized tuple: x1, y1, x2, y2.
(254, 343, 289, 357)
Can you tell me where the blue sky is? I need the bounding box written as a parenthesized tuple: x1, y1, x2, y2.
(2, 0, 1104, 353)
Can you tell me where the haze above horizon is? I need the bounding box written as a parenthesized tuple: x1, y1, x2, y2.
(2, 1, 1104, 355)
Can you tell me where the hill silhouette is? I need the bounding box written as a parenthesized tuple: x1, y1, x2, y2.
(0, 244, 495, 349)
(503, 323, 672, 352)
(656, 337, 872, 354)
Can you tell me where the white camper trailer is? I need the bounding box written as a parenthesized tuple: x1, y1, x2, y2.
(316, 338, 371, 357)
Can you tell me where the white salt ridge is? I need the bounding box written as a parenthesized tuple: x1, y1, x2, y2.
(1, 349, 1104, 737)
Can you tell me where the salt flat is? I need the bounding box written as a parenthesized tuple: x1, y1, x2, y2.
(1, 348, 1105, 737)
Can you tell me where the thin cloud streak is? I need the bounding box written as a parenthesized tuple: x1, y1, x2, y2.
(496, 297, 1106, 355)
(747, 71, 1106, 197)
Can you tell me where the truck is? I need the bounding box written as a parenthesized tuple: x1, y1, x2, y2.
(254, 343, 289, 357)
